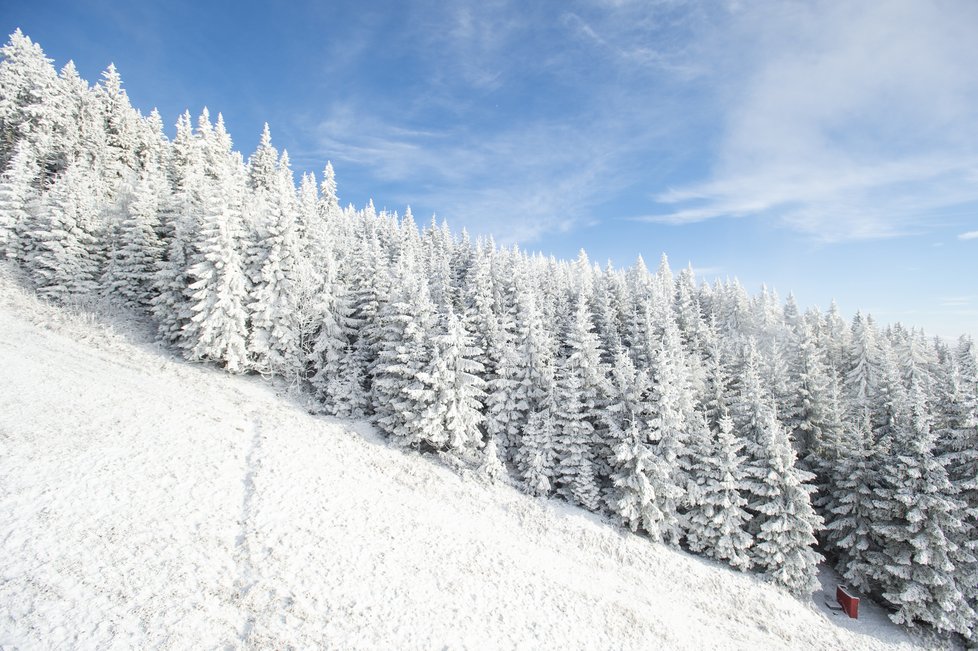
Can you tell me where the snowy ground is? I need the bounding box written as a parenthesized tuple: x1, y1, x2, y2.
(0, 271, 938, 649)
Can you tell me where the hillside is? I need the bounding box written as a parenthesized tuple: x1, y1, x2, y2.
(0, 271, 931, 649)
(3, 29, 977, 638)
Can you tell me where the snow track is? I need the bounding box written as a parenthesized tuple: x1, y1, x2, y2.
(0, 277, 927, 649)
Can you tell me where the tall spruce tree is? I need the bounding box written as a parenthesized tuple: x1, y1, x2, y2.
(553, 291, 605, 512)
(685, 413, 753, 571)
(27, 161, 100, 301)
(0, 139, 38, 262)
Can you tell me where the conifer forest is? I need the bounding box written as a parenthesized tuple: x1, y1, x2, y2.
(1, 30, 975, 639)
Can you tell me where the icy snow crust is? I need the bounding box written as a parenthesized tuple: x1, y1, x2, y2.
(0, 276, 926, 649)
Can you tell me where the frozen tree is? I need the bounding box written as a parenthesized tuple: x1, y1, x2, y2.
(870, 337, 909, 446)
(102, 168, 164, 309)
(95, 63, 138, 195)
(0, 139, 38, 262)
(611, 419, 675, 539)
(182, 177, 249, 372)
(247, 149, 301, 378)
(459, 242, 501, 381)
(519, 399, 560, 497)
(307, 262, 353, 413)
(478, 430, 506, 481)
(844, 312, 881, 421)
(0, 29, 60, 169)
(605, 331, 689, 546)
(605, 348, 654, 526)
(26, 161, 101, 301)
(791, 320, 847, 489)
(371, 253, 438, 447)
(747, 408, 823, 595)
(734, 340, 822, 594)
(485, 332, 522, 459)
(685, 413, 753, 571)
(504, 267, 556, 462)
(50, 60, 98, 176)
(413, 309, 486, 453)
(824, 413, 882, 594)
(247, 123, 277, 192)
(553, 292, 605, 512)
(152, 111, 203, 348)
(868, 375, 976, 637)
(643, 317, 691, 546)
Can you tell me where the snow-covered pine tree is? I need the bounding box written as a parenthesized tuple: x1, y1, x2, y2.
(423, 213, 458, 316)
(747, 408, 823, 595)
(790, 320, 846, 484)
(699, 314, 732, 429)
(95, 63, 138, 198)
(178, 111, 248, 357)
(370, 252, 438, 447)
(520, 397, 560, 497)
(844, 312, 881, 422)
(345, 226, 389, 405)
(152, 111, 203, 348)
(674, 264, 703, 355)
(459, 240, 501, 383)
(824, 412, 884, 594)
(868, 373, 976, 637)
(611, 418, 674, 537)
(484, 331, 522, 458)
(945, 336, 978, 628)
(510, 270, 560, 491)
(869, 336, 909, 447)
(26, 160, 101, 301)
(553, 290, 605, 512)
(734, 339, 822, 595)
(685, 412, 753, 570)
(763, 335, 797, 432)
(413, 308, 486, 454)
(503, 264, 555, 459)
(182, 173, 249, 372)
(606, 346, 685, 541)
(591, 265, 627, 364)
(307, 258, 354, 413)
(50, 60, 97, 178)
(0, 139, 38, 262)
(822, 300, 850, 376)
(102, 168, 164, 309)
(641, 313, 692, 546)
(0, 29, 60, 171)
(292, 171, 324, 354)
(246, 146, 302, 379)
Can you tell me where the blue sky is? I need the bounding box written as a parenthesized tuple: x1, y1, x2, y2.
(4, 0, 978, 339)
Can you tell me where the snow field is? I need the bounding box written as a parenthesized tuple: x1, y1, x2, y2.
(0, 278, 927, 649)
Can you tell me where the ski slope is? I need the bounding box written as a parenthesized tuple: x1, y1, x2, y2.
(0, 272, 929, 649)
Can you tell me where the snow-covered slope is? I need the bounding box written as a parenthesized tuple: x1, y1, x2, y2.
(0, 274, 929, 650)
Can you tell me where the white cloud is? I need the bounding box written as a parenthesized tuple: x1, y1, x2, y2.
(649, 1, 978, 241)
(939, 295, 974, 308)
(299, 100, 634, 244)
(959, 230, 978, 240)
(292, 1, 697, 245)
(295, 1, 978, 247)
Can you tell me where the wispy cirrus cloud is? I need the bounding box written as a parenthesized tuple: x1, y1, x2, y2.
(959, 230, 978, 241)
(298, 100, 636, 243)
(939, 295, 974, 308)
(644, 1, 978, 241)
(293, 0, 978, 247)
(292, 0, 698, 244)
